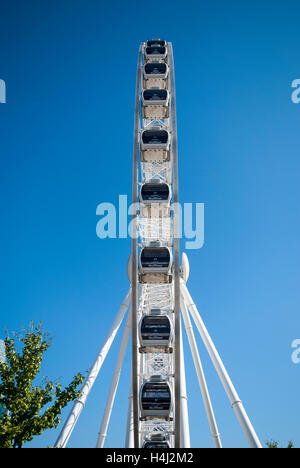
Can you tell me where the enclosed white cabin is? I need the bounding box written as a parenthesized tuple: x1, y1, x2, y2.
(140, 375, 172, 420)
(140, 127, 170, 162)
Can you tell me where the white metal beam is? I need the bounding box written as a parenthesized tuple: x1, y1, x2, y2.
(181, 281, 262, 448)
(181, 294, 222, 448)
(54, 289, 131, 448)
(179, 322, 191, 448)
(96, 310, 132, 448)
(131, 43, 143, 449)
(125, 379, 134, 448)
(168, 41, 181, 450)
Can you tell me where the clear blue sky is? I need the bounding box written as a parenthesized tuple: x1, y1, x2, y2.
(0, 0, 299, 448)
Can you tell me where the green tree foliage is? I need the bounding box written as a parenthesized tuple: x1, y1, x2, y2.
(0, 323, 84, 448)
(266, 440, 294, 448)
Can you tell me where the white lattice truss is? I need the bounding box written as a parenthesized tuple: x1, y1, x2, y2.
(138, 217, 173, 245)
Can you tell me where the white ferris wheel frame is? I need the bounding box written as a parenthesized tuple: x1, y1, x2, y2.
(54, 42, 262, 449)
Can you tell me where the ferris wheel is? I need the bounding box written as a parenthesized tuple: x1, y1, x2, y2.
(54, 40, 262, 449)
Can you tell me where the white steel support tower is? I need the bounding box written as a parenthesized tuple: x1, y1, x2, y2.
(54, 40, 262, 449)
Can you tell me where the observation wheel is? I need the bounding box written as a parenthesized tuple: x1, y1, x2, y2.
(130, 39, 181, 449)
(54, 40, 262, 450)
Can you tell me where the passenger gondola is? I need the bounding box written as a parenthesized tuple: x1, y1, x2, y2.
(142, 434, 170, 449)
(142, 89, 169, 106)
(140, 127, 170, 162)
(143, 62, 169, 90)
(139, 242, 172, 283)
(146, 40, 166, 48)
(142, 89, 169, 119)
(139, 309, 173, 353)
(144, 62, 168, 80)
(144, 45, 167, 62)
(139, 181, 171, 218)
(140, 375, 172, 420)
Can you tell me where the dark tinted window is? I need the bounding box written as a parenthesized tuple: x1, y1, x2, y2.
(141, 184, 169, 201)
(143, 390, 170, 399)
(142, 130, 168, 145)
(144, 63, 167, 75)
(141, 383, 171, 411)
(141, 316, 170, 341)
(145, 46, 166, 56)
(143, 89, 167, 102)
(147, 40, 166, 47)
(141, 248, 170, 268)
(142, 383, 171, 401)
(143, 442, 169, 448)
